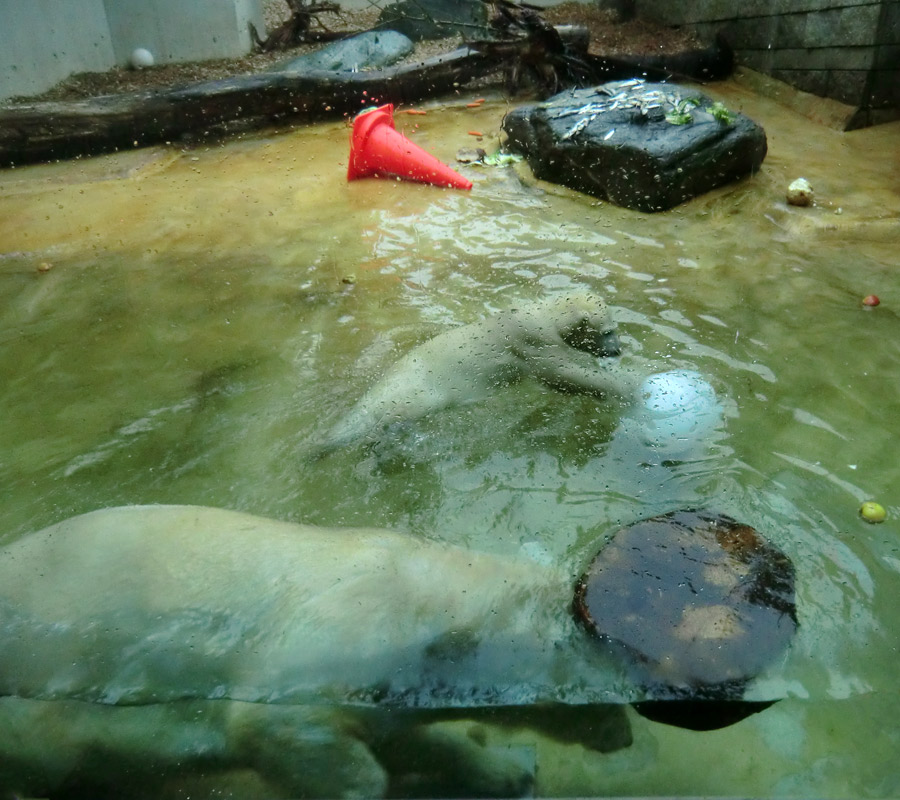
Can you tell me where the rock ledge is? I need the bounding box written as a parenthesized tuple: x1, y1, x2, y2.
(503, 80, 767, 212)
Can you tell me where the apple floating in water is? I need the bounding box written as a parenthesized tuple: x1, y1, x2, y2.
(786, 177, 814, 207)
(862, 295, 880, 307)
(860, 501, 886, 523)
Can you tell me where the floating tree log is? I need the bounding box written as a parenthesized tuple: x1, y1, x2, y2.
(0, 46, 509, 168)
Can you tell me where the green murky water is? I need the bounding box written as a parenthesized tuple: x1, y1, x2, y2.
(1, 77, 898, 798)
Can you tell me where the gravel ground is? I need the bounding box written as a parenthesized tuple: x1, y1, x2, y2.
(12, 1, 701, 103)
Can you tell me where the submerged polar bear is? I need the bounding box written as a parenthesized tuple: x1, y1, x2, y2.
(317, 292, 640, 453)
(0, 504, 632, 799)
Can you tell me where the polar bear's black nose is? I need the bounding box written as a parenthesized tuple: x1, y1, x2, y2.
(595, 330, 622, 358)
(565, 322, 622, 358)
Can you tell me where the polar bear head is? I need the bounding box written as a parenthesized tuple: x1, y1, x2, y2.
(551, 293, 622, 358)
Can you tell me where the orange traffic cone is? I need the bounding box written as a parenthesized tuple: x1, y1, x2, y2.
(347, 104, 472, 190)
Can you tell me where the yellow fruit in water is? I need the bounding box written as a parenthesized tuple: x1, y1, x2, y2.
(860, 501, 886, 523)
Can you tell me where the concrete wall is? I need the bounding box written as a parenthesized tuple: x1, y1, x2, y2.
(635, 0, 900, 128)
(0, 0, 596, 103)
(104, 0, 263, 66)
(0, 0, 263, 102)
(0, 0, 115, 101)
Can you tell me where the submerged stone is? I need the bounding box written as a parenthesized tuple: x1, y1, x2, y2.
(574, 509, 797, 729)
(502, 81, 768, 212)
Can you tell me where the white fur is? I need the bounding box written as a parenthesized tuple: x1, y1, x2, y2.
(318, 293, 640, 453)
(0, 505, 629, 797)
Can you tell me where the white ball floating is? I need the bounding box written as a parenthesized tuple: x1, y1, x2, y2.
(130, 48, 155, 69)
(635, 370, 723, 450)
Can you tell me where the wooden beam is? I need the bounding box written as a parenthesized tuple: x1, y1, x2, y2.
(0, 46, 507, 167)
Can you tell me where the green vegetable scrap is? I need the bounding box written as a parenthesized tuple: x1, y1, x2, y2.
(706, 101, 736, 125)
(665, 96, 701, 126)
(665, 97, 736, 126)
(482, 151, 523, 167)
(665, 108, 693, 125)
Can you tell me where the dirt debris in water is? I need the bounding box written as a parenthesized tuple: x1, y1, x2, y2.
(8, 1, 701, 104)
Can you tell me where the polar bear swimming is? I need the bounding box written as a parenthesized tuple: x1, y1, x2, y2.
(0, 504, 630, 799)
(0, 505, 794, 797)
(317, 292, 641, 454)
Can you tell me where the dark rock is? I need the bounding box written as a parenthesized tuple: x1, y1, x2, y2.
(376, 0, 490, 41)
(269, 30, 414, 73)
(574, 509, 797, 730)
(502, 80, 767, 212)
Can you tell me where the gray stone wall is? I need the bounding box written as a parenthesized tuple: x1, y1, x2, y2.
(868, 1, 900, 125)
(635, 0, 900, 128)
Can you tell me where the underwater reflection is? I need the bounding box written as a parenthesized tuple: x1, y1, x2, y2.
(0, 502, 796, 797)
